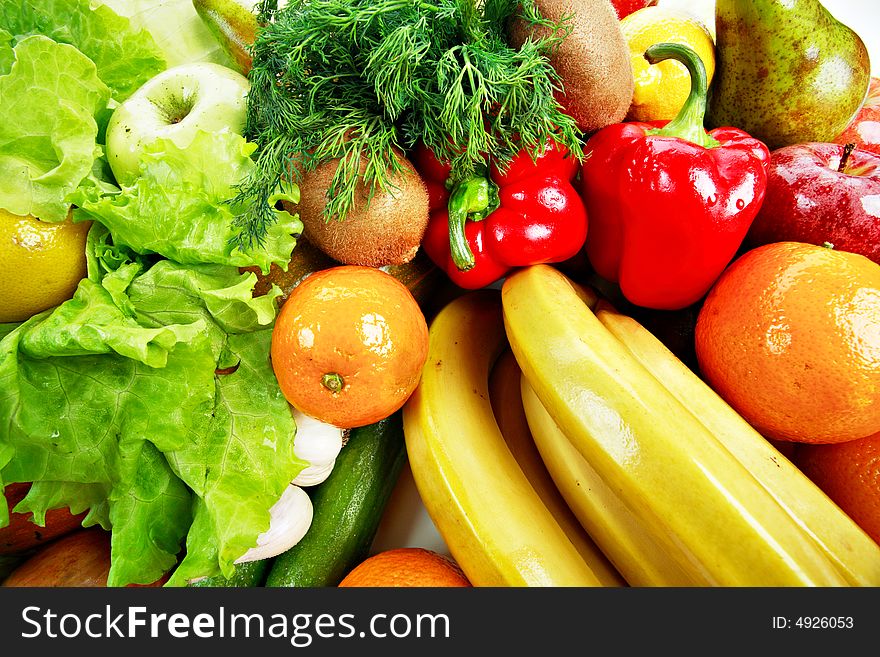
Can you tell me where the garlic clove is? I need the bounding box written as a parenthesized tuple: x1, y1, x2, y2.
(290, 405, 344, 472)
(293, 458, 337, 487)
(235, 484, 313, 564)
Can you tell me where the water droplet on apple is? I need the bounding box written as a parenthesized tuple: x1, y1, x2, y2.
(736, 198, 746, 210)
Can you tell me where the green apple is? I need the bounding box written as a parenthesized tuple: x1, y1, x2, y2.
(105, 62, 250, 185)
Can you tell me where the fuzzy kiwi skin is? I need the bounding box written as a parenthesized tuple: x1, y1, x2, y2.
(508, 0, 634, 135)
(288, 151, 430, 268)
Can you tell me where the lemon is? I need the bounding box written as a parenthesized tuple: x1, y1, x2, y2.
(620, 6, 716, 123)
(0, 207, 91, 323)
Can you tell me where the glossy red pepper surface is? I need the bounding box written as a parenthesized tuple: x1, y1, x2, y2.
(580, 42, 771, 311)
(415, 141, 588, 290)
(581, 122, 770, 310)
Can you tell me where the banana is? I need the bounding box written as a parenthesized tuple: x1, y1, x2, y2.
(501, 264, 847, 586)
(402, 289, 618, 586)
(594, 300, 880, 587)
(488, 349, 625, 586)
(520, 376, 702, 586)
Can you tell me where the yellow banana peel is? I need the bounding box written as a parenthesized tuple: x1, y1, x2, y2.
(520, 376, 704, 586)
(489, 349, 625, 586)
(594, 300, 880, 587)
(402, 289, 617, 586)
(501, 264, 847, 587)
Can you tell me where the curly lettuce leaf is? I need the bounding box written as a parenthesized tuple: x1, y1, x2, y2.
(19, 269, 207, 368)
(0, 35, 110, 221)
(72, 130, 301, 273)
(129, 260, 282, 336)
(166, 330, 302, 586)
(107, 440, 194, 586)
(0, 251, 303, 586)
(0, 28, 13, 72)
(0, 325, 217, 505)
(15, 480, 111, 530)
(0, 0, 166, 101)
(0, 442, 12, 527)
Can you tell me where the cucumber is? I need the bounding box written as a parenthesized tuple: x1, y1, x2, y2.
(265, 411, 407, 587)
(187, 558, 270, 588)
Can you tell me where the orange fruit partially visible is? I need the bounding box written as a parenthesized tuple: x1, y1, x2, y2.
(793, 431, 880, 546)
(338, 548, 471, 587)
(0, 208, 90, 323)
(695, 242, 880, 444)
(270, 265, 429, 429)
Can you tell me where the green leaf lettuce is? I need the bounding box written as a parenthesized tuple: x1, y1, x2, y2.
(0, 0, 166, 102)
(72, 130, 301, 274)
(0, 225, 306, 586)
(0, 35, 110, 221)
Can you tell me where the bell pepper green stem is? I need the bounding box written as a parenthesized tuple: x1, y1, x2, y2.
(447, 175, 493, 271)
(644, 42, 720, 149)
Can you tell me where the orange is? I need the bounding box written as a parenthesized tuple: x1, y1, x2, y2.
(0, 208, 91, 323)
(793, 431, 880, 546)
(695, 242, 880, 444)
(338, 548, 471, 587)
(270, 265, 429, 429)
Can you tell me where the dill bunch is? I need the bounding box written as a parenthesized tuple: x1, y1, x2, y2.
(232, 0, 583, 250)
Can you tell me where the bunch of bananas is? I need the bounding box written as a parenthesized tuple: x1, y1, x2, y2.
(401, 264, 880, 587)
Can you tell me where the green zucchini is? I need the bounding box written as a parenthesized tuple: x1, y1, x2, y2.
(187, 558, 270, 588)
(265, 411, 407, 587)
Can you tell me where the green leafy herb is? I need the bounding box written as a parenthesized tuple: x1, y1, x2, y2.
(233, 0, 582, 250)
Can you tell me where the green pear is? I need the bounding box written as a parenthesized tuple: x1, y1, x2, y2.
(192, 0, 260, 75)
(706, 0, 871, 150)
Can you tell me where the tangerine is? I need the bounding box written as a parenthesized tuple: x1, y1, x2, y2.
(794, 431, 880, 546)
(695, 242, 880, 444)
(338, 548, 471, 587)
(270, 265, 429, 429)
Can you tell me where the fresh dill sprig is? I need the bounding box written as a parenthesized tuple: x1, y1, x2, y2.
(232, 0, 583, 251)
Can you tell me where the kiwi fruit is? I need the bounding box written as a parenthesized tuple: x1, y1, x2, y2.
(507, 0, 634, 135)
(287, 149, 430, 268)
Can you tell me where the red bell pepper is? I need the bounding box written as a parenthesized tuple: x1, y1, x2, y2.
(580, 42, 770, 311)
(415, 140, 588, 290)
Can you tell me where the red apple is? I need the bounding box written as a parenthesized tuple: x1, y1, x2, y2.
(834, 77, 880, 157)
(610, 0, 658, 20)
(745, 142, 880, 265)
